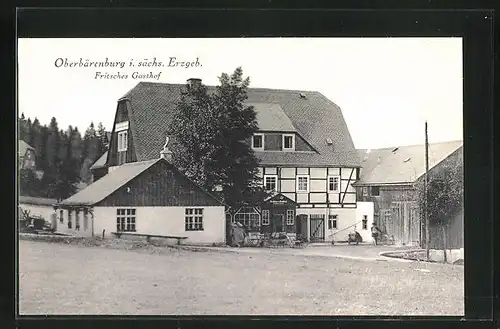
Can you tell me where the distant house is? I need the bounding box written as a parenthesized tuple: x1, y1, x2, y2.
(354, 140, 463, 248)
(18, 140, 36, 170)
(56, 155, 226, 244)
(90, 79, 373, 243)
(89, 131, 111, 182)
(89, 151, 108, 182)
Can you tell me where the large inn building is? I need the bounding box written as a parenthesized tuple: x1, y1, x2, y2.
(56, 79, 374, 244)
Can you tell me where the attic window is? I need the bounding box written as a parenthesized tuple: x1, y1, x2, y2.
(252, 133, 264, 150)
(325, 138, 333, 145)
(282, 134, 295, 151)
(299, 93, 307, 99)
(404, 157, 412, 162)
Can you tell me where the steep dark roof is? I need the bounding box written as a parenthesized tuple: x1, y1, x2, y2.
(249, 103, 297, 132)
(59, 158, 224, 206)
(118, 82, 360, 168)
(356, 140, 463, 186)
(60, 159, 158, 206)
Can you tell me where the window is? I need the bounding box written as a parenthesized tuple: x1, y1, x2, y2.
(83, 209, 88, 231)
(234, 207, 261, 231)
(328, 214, 338, 229)
(282, 134, 295, 150)
(261, 210, 270, 225)
(252, 133, 264, 150)
(328, 175, 341, 192)
(117, 208, 136, 232)
(67, 210, 72, 229)
(371, 186, 380, 196)
(286, 210, 295, 225)
(185, 208, 203, 231)
(59, 210, 64, 223)
(362, 215, 368, 230)
(362, 186, 368, 197)
(264, 175, 278, 192)
(75, 210, 80, 230)
(117, 131, 128, 152)
(296, 175, 309, 193)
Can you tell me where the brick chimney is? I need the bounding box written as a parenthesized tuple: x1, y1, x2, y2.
(187, 78, 202, 90)
(160, 135, 173, 162)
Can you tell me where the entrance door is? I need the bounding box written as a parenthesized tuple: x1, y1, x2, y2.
(272, 214, 284, 233)
(309, 214, 325, 242)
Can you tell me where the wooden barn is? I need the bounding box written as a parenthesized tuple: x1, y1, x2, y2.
(90, 79, 374, 243)
(355, 140, 463, 247)
(57, 150, 226, 245)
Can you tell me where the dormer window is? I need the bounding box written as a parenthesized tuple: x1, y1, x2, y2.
(117, 131, 128, 152)
(252, 133, 264, 150)
(282, 134, 295, 151)
(115, 121, 129, 152)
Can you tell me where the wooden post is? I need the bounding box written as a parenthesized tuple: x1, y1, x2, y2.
(425, 121, 430, 261)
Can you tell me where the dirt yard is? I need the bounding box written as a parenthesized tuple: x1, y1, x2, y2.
(19, 240, 464, 316)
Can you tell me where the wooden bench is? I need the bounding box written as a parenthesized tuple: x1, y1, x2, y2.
(111, 232, 188, 245)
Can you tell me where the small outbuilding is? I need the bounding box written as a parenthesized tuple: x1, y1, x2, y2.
(56, 157, 226, 245)
(18, 196, 58, 228)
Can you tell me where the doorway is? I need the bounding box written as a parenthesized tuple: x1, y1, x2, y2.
(272, 214, 284, 232)
(309, 214, 325, 242)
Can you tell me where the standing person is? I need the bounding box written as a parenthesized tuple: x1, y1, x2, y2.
(371, 222, 382, 245)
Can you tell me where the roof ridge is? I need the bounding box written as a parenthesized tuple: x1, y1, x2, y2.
(367, 140, 463, 151)
(125, 81, 322, 95)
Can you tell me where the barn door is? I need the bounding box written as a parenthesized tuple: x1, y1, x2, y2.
(409, 203, 420, 246)
(309, 214, 325, 242)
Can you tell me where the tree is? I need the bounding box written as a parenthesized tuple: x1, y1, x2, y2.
(19, 169, 40, 197)
(212, 67, 267, 208)
(18, 113, 27, 142)
(170, 82, 218, 190)
(96, 122, 108, 154)
(38, 125, 50, 173)
(415, 153, 463, 257)
(45, 117, 60, 171)
(169, 67, 267, 210)
(31, 118, 44, 167)
(69, 126, 84, 176)
(81, 122, 99, 183)
(25, 118, 33, 145)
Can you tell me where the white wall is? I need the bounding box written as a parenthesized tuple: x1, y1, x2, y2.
(55, 208, 94, 237)
(19, 203, 56, 227)
(295, 203, 374, 243)
(94, 206, 226, 245)
(355, 202, 375, 242)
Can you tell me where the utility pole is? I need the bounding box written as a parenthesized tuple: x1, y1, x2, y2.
(425, 121, 430, 261)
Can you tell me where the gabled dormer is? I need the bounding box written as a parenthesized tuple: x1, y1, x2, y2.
(249, 102, 314, 152)
(107, 100, 137, 168)
(251, 132, 304, 152)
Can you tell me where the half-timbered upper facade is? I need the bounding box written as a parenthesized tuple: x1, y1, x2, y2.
(94, 79, 364, 242)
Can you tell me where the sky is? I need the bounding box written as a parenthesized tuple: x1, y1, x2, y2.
(18, 38, 463, 149)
